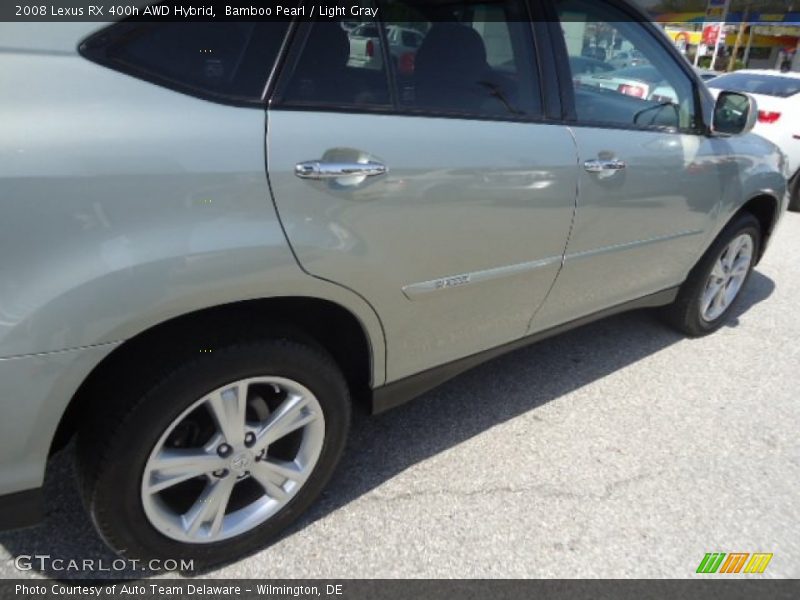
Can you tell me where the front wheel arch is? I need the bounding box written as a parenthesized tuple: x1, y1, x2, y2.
(789, 171, 800, 212)
(729, 193, 779, 264)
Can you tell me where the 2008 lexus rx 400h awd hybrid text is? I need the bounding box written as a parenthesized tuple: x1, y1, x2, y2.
(0, 0, 789, 567)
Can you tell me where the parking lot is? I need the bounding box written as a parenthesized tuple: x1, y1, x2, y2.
(2, 212, 798, 580)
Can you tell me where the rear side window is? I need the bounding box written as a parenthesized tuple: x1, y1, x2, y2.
(80, 22, 290, 104)
(708, 73, 800, 98)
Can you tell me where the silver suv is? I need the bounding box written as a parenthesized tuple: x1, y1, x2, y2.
(0, 0, 788, 567)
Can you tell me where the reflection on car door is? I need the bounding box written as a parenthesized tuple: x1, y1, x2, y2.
(267, 12, 578, 382)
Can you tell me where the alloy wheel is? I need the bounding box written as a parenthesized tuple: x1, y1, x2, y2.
(699, 233, 754, 323)
(140, 377, 325, 543)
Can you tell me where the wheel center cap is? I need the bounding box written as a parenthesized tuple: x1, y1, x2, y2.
(230, 451, 253, 475)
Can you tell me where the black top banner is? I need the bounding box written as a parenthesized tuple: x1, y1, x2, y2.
(0, 0, 658, 23)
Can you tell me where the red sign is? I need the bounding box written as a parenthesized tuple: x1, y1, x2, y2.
(703, 25, 720, 46)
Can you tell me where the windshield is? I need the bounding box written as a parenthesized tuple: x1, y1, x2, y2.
(708, 73, 800, 98)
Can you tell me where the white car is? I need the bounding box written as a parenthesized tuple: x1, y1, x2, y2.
(708, 70, 800, 211)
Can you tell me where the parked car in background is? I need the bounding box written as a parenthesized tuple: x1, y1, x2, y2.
(348, 22, 424, 72)
(574, 64, 665, 100)
(708, 70, 800, 211)
(0, 0, 788, 569)
(609, 49, 648, 69)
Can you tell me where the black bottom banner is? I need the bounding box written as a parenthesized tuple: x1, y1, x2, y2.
(2, 580, 799, 600)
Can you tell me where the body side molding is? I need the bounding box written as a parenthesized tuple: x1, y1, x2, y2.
(402, 256, 563, 300)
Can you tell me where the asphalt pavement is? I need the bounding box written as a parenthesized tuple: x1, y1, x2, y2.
(2, 213, 798, 580)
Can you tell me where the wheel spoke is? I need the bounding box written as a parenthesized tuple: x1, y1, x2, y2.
(250, 462, 290, 501)
(712, 285, 728, 314)
(731, 255, 751, 278)
(207, 382, 248, 447)
(259, 459, 305, 483)
(701, 281, 723, 317)
(183, 476, 236, 538)
(145, 449, 227, 494)
(254, 394, 317, 451)
(724, 280, 741, 306)
(724, 238, 742, 270)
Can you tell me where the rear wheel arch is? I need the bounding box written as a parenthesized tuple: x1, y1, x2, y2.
(51, 297, 375, 455)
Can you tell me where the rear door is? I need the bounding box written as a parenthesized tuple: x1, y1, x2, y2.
(267, 3, 579, 381)
(532, 0, 726, 332)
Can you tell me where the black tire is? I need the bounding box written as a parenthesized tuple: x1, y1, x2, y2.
(76, 338, 351, 569)
(789, 173, 800, 213)
(663, 212, 761, 337)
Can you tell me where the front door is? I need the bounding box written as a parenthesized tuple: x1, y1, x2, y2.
(532, 0, 725, 331)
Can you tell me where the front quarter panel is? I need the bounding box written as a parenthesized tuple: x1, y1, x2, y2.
(691, 131, 787, 268)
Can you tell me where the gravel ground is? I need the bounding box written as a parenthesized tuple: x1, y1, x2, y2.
(2, 213, 798, 580)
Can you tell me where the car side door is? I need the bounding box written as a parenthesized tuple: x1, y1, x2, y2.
(531, 0, 728, 332)
(266, 4, 579, 383)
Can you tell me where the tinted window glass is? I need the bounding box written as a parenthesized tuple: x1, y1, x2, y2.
(570, 57, 614, 75)
(82, 22, 289, 102)
(280, 20, 391, 107)
(401, 31, 421, 47)
(708, 73, 800, 98)
(384, 0, 541, 118)
(556, 0, 698, 131)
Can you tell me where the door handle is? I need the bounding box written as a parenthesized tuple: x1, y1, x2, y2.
(295, 160, 388, 180)
(584, 159, 627, 173)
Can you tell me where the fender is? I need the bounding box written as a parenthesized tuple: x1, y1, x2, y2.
(686, 134, 787, 272)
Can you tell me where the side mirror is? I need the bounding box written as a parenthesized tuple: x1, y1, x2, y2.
(712, 91, 758, 136)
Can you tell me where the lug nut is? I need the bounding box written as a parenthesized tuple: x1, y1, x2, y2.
(213, 469, 229, 478)
(217, 443, 232, 458)
(244, 432, 256, 447)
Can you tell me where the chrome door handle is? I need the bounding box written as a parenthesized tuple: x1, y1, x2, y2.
(584, 159, 626, 173)
(295, 160, 388, 180)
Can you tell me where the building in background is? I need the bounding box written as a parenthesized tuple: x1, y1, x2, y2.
(641, 0, 800, 71)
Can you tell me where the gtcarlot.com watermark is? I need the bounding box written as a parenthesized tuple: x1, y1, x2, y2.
(14, 554, 194, 573)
